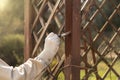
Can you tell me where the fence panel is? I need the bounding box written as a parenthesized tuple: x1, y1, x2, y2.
(24, 0, 120, 79)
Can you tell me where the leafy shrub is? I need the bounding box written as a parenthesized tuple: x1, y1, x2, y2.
(0, 34, 24, 66)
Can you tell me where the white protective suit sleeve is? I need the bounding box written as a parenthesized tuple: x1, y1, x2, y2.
(0, 32, 60, 80)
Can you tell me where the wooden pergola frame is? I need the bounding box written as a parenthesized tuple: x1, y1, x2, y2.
(24, 0, 120, 80)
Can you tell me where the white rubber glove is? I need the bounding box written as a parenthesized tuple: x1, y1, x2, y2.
(35, 32, 60, 65)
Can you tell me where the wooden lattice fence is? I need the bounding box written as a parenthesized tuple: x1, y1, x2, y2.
(24, 0, 120, 80)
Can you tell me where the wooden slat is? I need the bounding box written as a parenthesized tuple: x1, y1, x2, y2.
(47, 1, 62, 28)
(83, 0, 107, 30)
(32, 0, 48, 30)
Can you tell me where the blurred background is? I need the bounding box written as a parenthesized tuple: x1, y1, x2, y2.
(0, 0, 24, 66)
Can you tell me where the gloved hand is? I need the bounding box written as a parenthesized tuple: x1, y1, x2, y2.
(35, 32, 60, 65)
(44, 32, 60, 54)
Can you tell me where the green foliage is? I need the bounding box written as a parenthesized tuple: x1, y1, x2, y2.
(0, 0, 24, 66)
(0, 34, 24, 66)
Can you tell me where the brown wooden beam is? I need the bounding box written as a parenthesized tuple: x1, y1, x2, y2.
(24, 0, 34, 61)
(64, 0, 81, 80)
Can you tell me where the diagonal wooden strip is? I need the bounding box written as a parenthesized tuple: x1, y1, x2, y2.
(32, 4, 45, 28)
(32, 0, 48, 30)
(48, 1, 62, 28)
(58, 22, 65, 35)
(101, 28, 120, 56)
(32, 4, 46, 35)
(94, 1, 120, 34)
(81, 0, 94, 21)
(93, 42, 119, 78)
(83, 0, 107, 30)
(33, 31, 38, 42)
(93, 3, 120, 43)
(102, 56, 119, 79)
(48, 54, 65, 80)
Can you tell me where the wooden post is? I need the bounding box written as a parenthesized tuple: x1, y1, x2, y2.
(24, 0, 34, 61)
(64, 0, 81, 80)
